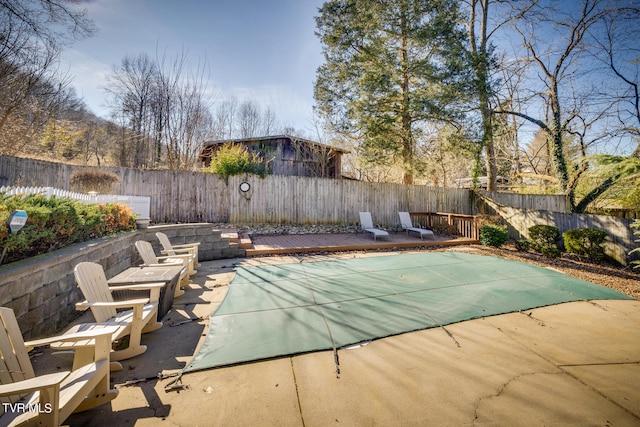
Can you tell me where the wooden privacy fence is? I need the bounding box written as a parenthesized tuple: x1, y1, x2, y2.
(477, 190, 570, 213)
(227, 176, 474, 227)
(69, 170, 475, 225)
(479, 195, 637, 265)
(0, 155, 474, 225)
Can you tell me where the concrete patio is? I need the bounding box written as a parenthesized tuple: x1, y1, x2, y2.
(41, 248, 640, 426)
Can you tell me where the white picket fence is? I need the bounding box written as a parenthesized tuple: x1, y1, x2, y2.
(0, 186, 151, 220)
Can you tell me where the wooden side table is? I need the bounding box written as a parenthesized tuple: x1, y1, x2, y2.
(107, 266, 185, 320)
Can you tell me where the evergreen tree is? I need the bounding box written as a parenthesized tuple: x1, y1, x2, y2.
(314, 0, 471, 184)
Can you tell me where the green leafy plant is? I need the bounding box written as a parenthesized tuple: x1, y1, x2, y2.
(204, 144, 267, 183)
(515, 239, 530, 252)
(479, 224, 509, 247)
(0, 193, 135, 264)
(528, 224, 561, 257)
(563, 228, 608, 261)
(540, 245, 561, 258)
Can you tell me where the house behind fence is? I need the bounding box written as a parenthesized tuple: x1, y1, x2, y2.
(199, 134, 349, 179)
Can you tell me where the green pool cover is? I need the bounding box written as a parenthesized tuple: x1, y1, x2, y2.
(183, 252, 632, 374)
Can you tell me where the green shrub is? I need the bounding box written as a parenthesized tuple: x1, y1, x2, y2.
(0, 193, 135, 264)
(479, 224, 509, 247)
(540, 246, 561, 258)
(515, 239, 530, 252)
(563, 228, 608, 261)
(528, 224, 560, 256)
(205, 143, 267, 183)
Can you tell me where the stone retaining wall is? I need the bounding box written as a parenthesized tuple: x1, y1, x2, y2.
(0, 224, 244, 339)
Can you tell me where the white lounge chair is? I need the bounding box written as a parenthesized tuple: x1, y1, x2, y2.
(398, 212, 435, 240)
(359, 212, 389, 241)
(52, 262, 164, 367)
(155, 231, 200, 274)
(135, 240, 190, 296)
(0, 307, 118, 426)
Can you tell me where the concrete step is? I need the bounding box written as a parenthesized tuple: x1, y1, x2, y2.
(238, 236, 253, 249)
(221, 230, 253, 249)
(221, 231, 238, 243)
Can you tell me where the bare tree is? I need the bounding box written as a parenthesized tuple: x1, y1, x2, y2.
(494, 0, 629, 211)
(213, 97, 237, 139)
(261, 106, 277, 136)
(0, 0, 94, 154)
(104, 53, 158, 167)
(597, 7, 640, 156)
(462, 0, 536, 190)
(160, 53, 215, 169)
(237, 100, 261, 138)
(119, 48, 215, 170)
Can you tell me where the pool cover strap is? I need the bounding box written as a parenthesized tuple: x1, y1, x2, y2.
(304, 267, 341, 378)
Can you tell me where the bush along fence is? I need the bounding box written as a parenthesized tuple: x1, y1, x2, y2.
(0, 192, 137, 264)
(0, 186, 150, 220)
(476, 193, 638, 265)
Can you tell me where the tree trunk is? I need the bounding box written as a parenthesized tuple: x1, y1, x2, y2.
(400, 10, 414, 185)
(470, 0, 496, 191)
(573, 174, 621, 213)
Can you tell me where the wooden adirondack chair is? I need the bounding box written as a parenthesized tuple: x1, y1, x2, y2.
(0, 307, 118, 427)
(155, 232, 201, 274)
(135, 240, 190, 295)
(52, 262, 164, 366)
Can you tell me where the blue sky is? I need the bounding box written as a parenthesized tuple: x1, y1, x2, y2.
(62, 0, 325, 131)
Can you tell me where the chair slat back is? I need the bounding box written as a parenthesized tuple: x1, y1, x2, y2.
(155, 232, 177, 256)
(0, 307, 35, 409)
(135, 241, 158, 264)
(398, 212, 413, 229)
(74, 262, 117, 322)
(359, 212, 374, 229)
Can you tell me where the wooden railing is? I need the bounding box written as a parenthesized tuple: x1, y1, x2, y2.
(409, 212, 479, 240)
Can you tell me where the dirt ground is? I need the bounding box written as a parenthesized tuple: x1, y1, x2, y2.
(434, 243, 640, 300)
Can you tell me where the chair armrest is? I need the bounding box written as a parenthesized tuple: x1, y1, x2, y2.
(0, 371, 69, 398)
(108, 283, 165, 292)
(160, 247, 195, 255)
(76, 298, 150, 310)
(25, 326, 119, 349)
(171, 242, 200, 248)
(139, 262, 174, 268)
(157, 254, 191, 261)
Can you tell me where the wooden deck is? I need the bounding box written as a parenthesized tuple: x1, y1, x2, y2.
(243, 232, 479, 256)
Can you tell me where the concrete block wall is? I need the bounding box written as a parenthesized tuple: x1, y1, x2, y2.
(0, 223, 244, 340)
